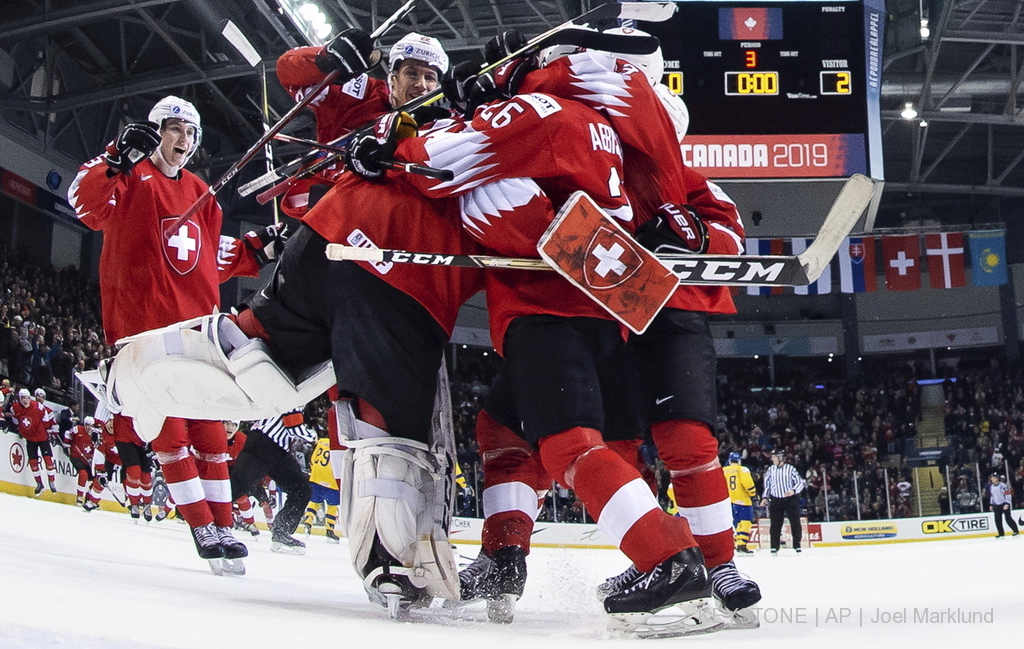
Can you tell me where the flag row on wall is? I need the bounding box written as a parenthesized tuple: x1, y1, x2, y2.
(744, 230, 1007, 296)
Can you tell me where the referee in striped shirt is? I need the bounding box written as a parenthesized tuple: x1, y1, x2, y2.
(760, 449, 806, 554)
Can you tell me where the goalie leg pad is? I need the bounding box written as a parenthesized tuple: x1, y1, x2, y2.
(79, 314, 334, 439)
(342, 435, 460, 602)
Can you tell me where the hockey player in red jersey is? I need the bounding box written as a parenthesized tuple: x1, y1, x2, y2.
(64, 416, 98, 506)
(83, 416, 120, 512)
(440, 32, 759, 629)
(274, 30, 449, 217)
(341, 48, 718, 631)
(8, 388, 60, 496)
(67, 95, 282, 566)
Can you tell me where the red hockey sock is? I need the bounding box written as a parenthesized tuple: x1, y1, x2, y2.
(125, 465, 142, 506)
(482, 511, 537, 555)
(140, 472, 153, 505)
(539, 427, 694, 572)
(160, 457, 213, 528)
(606, 439, 657, 494)
(652, 420, 733, 568)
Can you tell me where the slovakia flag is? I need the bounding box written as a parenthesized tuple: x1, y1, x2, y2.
(838, 236, 877, 293)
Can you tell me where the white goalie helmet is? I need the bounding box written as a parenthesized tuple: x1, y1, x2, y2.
(601, 27, 665, 86)
(148, 95, 203, 164)
(388, 33, 449, 75)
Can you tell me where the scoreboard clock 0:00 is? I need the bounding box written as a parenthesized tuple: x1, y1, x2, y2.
(638, 0, 884, 180)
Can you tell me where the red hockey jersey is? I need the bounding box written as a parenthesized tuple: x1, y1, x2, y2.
(520, 52, 745, 315)
(67, 157, 260, 342)
(65, 424, 96, 464)
(9, 400, 57, 443)
(276, 47, 393, 146)
(394, 93, 633, 351)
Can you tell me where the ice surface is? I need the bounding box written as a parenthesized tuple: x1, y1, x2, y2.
(1, 493, 1019, 647)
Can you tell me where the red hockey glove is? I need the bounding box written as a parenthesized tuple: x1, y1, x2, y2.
(104, 121, 160, 174)
(344, 111, 418, 179)
(462, 57, 536, 116)
(244, 222, 290, 266)
(315, 28, 379, 81)
(634, 203, 708, 254)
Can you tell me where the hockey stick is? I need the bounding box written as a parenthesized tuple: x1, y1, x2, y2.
(162, 0, 420, 238)
(325, 174, 875, 287)
(237, 2, 678, 198)
(271, 133, 453, 181)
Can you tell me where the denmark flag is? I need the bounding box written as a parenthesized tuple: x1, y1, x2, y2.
(882, 235, 921, 291)
(925, 232, 966, 289)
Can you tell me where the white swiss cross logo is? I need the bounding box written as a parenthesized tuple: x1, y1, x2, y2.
(592, 243, 628, 277)
(160, 217, 202, 275)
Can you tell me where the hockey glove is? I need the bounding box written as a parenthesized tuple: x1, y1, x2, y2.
(344, 111, 418, 179)
(634, 203, 708, 254)
(315, 28, 380, 81)
(440, 61, 479, 118)
(243, 222, 290, 267)
(104, 121, 161, 174)
(483, 29, 528, 65)
(464, 57, 537, 114)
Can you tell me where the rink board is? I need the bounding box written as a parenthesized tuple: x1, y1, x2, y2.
(3, 433, 1017, 546)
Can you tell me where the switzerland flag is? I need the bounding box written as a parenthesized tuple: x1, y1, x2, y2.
(925, 232, 966, 289)
(882, 235, 921, 291)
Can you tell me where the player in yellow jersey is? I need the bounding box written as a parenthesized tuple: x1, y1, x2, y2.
(722, 453, 757, 553)
(302, 435, 340, 542)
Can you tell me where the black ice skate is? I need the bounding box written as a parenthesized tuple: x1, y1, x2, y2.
(217, 526, 249, 559)
(191, 523, 226, 560)
(82, 499, 99, 512)
(709, 560, 762, 629)
(361, 537, 429, 619)
(129, 504, 140, 522)
(603, 547, 722, 638)
(596, 564, 642, 602)
(33, 483, 45, 497)
(141, 504, 153, 522)
(325, 529, 340, 543)
(456, 546, 528, 623)
(270, 532, 306, 555)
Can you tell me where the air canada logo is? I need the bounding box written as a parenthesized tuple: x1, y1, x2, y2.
(583, 225, 644, 289)
(161, 217, 201, 275)
(9, 441, 25, 473)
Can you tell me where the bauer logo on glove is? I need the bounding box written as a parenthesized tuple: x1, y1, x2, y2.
(634, 203, 708, 255)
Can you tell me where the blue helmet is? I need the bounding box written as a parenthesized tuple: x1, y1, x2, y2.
(728, 452, 741, 464)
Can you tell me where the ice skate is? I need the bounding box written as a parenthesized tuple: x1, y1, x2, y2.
(33, 483, 45, 497)
(191, 522, 226, 561)
(325, 529, 340, 543)
(141, 504, 152, 522)
(217, 526, 249, 559)
(129, 504, 140, 522)
(238, 520, 260, 537)
(82, 499, 99, 512)
(271, 532, 306, 555)
(368, 568, 426, 620)
(48, 478, 57, 493)
(604, 547, 722, 639)
(596, 564, 641, 602)
(709, 560, 762, 629)
(455, 546, 527, 623)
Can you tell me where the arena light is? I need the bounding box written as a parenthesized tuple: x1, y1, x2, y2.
(901, 102, 918, 120)
(279, 0, 334, 45)
(919, 19, 930, 40)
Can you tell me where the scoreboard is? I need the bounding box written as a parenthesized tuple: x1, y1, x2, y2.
(638, 0, 885, 182)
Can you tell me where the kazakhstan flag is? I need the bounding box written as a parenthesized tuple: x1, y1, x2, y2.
(969, 230, 1008, 286)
